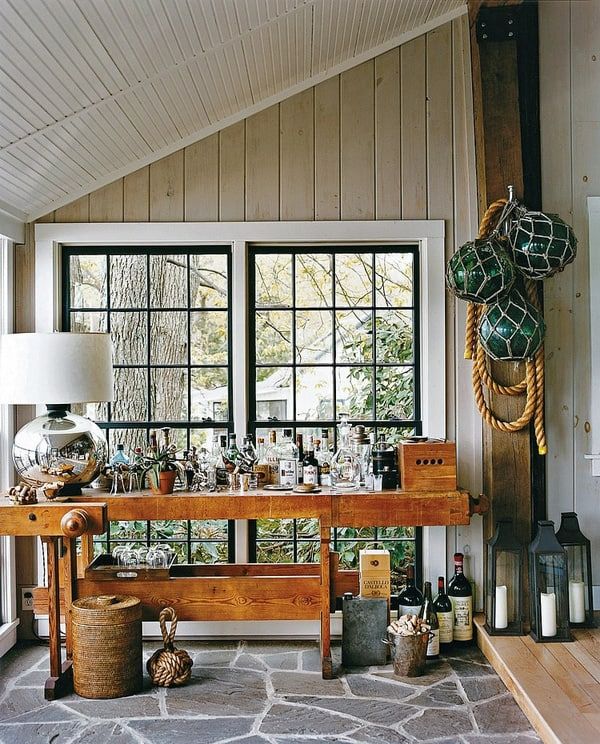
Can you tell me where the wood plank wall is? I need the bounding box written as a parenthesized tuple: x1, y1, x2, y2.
(540, 3, 600, 592)
(14, 16, 482, 631)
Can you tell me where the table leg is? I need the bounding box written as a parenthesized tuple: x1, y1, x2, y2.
(62, 537, 77, 660)
(319, 522, 333, 679)
(41, 537, 73, 700)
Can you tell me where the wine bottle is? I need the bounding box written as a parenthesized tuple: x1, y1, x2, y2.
(433, 576, 453, 648)
(447, 552, 473, 644)
(419, 581, 440, 659)
(397, 565, 424, 617)
(302, 435, 319, 485)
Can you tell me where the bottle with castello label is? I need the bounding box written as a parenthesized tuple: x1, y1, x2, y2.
(433, 575, 454, 648)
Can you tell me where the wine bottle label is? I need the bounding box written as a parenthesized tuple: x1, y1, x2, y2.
(450, 596, 473, 640)
(303, 465, 318, 484)
(437, 611, 454, 644)
(427, 628, 440, 657)
(399, 604, 421, 618)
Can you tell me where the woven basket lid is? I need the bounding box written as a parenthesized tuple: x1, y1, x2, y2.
(73, 595, 141, 625)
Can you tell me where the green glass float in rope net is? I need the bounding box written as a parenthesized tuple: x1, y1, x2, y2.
(478, 287, 545, 362)
(446, 236, 515, 304)
(508, 210, 577, 280)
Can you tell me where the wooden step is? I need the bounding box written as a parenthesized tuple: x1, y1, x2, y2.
(475, 614, 600, 744)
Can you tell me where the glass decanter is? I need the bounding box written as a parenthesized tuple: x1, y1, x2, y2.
(330, 414, 360, 491)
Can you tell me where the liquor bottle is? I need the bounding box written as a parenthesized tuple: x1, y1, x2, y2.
(318, 429, 332, 486)
(433, 576, 454, 648)
(148, 429, 158, 456)
(296, 434, 304, 484)
(239, 435, 257, 473)
(110, 443, 130, 467)
(265, 430, 279, 485)
(214, 434, 228, 485)
(302, 435, 319, 485)
(330, 416, 360, 490)
(419, 581, 440, 659)
(254, 436, 271, 486)
(160, 426, 171, 450)
(397, 565, 424, 617)
(225, 433, 240, 470)
(277, 428, 299, 486)
(447, 552, 473, 644)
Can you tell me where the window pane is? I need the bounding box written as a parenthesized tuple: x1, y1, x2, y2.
(111, 311, 147, 365)
(256, 311, 292, 364)
(70, 254, 106, 307)
(150, 311, 188, 364)
(150, 254, 187, 307)
(296, 254, 333, 307)
(150, 520, 188, 540)
(255, 254, 292, 307)
(191, 368, 228, 421)
(375, 367, 413, 419)
(191, 542, 229, 563)
(151, 368, 188, 420)
(376, 310, 413, 363)
(191, 254, 228, 308)
(190, 427, 228, 449)
(296, 366, 333, 420)
(73, 401, 108, 422)
(70, 311, 106, 334)
(335, 254, 372, 307)
(107, 427, 147, 457)
(190, 520, 228, 540)
(336, 367, 373, 419)
(296, 310, 333, 363)
(113, 368, 148, 421)
(110, 254, 147, 308)
(336, 310, 372, 362)
(375, 252, 413, 306)
(191, 311, 228, 365)
(256, 367, 292, 420)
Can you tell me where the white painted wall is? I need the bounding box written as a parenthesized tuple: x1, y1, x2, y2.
(540, 0, 600, 594)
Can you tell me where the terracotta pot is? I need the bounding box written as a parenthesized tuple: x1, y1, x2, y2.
(150, 469, 177, 495)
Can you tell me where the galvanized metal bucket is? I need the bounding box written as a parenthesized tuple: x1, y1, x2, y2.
(384, 631, 431, 677)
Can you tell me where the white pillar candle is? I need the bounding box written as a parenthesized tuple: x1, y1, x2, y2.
(540, 592, 557, 637)
(569, 580, 586, 623)
(494, 585, 508, 629)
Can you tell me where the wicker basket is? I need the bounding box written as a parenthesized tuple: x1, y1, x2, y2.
(72, 594, 142, 699)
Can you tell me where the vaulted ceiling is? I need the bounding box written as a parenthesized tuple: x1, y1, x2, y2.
(0, 0, 466, 227)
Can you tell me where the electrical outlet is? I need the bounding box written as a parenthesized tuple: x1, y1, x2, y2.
(21, 587, 35, 611)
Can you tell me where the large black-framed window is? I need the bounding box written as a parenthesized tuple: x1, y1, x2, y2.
(248, 245, 421, 584)
(62, 246, 234, 563)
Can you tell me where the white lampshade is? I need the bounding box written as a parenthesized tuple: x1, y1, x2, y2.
(0, 332, 114, 405)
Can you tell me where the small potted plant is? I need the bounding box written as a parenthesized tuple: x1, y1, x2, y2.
(143, 446, 181, 495)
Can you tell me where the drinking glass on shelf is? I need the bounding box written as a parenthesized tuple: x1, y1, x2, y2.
(147, 546, 167, 568)
(136, 546, 149, 566)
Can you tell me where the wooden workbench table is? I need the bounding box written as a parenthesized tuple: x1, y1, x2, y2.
(0, 487, 470, 698)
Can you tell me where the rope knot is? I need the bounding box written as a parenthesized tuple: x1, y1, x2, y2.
(147, 607, 193, 687)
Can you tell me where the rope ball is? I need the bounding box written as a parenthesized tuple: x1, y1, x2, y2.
(147, 607, 193, 687)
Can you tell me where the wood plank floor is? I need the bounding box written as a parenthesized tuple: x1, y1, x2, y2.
(475, 614, 600, 744)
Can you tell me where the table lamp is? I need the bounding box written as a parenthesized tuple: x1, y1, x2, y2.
(0, 332, 114, 495)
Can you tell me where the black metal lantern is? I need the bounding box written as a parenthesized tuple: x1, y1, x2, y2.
(556, 512, 595, 628)
(529, 520, 572, 642)
(485, 519, 524, 635)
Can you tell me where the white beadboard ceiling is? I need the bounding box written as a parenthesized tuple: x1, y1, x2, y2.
(0, 0, 466, 227)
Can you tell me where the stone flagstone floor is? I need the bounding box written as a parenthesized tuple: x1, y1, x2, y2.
(0, 640, 541, 744)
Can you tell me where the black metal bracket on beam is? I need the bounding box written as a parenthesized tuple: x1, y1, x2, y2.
(476, 6, 520, 43)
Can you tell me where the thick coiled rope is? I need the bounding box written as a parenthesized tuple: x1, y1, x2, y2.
(464, 199, 547, 454)
(147, 607, 193, 687)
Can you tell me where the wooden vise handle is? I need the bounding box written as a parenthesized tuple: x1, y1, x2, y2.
(60, 509, 90, 538)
